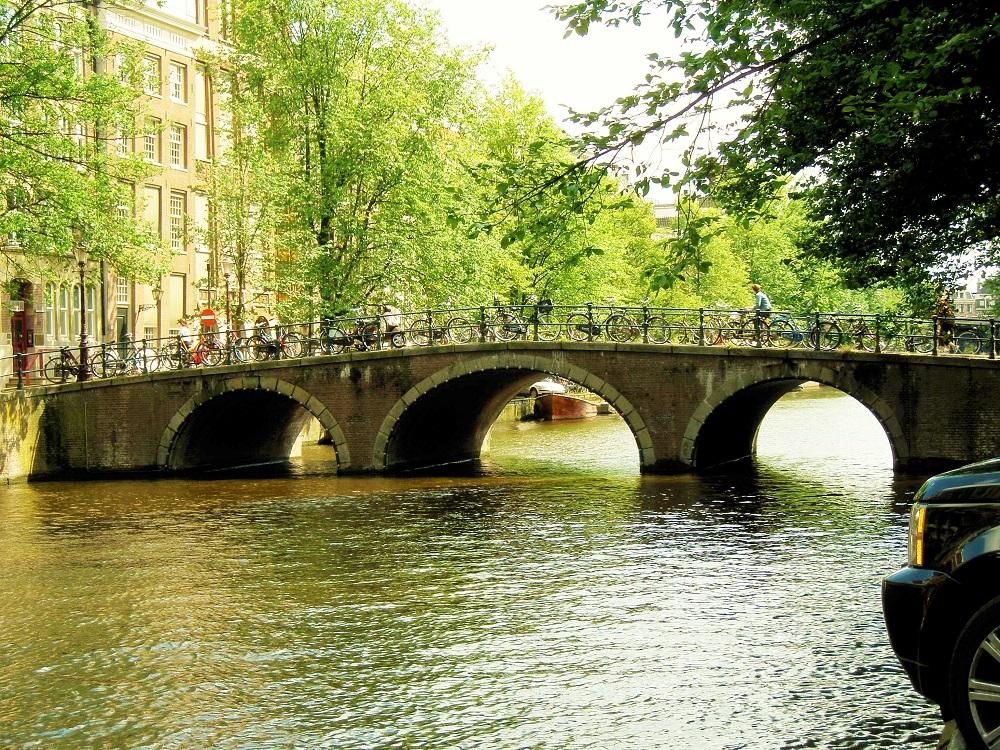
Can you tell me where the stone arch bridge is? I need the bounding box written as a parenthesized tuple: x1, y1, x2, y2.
(2, 341, 998, 481)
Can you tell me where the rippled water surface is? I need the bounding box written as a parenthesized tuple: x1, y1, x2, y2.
(1, 386, 941, 749)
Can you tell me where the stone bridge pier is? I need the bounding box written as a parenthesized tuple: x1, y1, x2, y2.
(2, 342, 999, 482)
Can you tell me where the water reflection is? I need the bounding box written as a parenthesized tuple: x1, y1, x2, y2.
(0, 386, 939, 749)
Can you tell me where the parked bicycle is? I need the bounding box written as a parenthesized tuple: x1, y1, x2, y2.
(43, 345, 84, 384)
(247, 323, 303, 361)
(94, 334, 160, 377)
(158, 331, 226, 369)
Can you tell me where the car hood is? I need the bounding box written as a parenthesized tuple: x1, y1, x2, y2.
(915, 458, 1000, 503)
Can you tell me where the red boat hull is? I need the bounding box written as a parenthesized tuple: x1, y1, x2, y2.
(533, 393, 598, 420)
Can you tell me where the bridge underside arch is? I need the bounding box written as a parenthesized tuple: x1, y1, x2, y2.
(374, 354, 653, 473)
(682, 363, 907, 471)
(158, 377, 346, 472)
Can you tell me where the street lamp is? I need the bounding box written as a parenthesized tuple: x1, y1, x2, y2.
(222, 258, 233, 325)
(71, 229, 91, 381)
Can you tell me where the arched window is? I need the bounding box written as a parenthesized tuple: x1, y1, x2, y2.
(71, 284, 81, 339)
(86, 284, 97, 337)
(45, 283, 55, 344)
(58, 284, 69, 341)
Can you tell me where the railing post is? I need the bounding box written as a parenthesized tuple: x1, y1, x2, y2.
(642, 304, 649, 344)
(586, 302, 594, 342)
(875, 315, 881, 353)
(699, 308, 705, 346)
(755, 311, 762, 348)
(932, 316, 939, 356)
(479, 306, 486, 342)
(813, 312, 821, 351)
(142, 338, 150, 372)
(15, 352, 24, 390)
(991, 319, 997, 360)
(532, 302, 539, 341)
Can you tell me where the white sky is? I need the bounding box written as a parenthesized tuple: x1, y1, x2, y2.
(419, 0, 666, 124)
(418, 1, 689, 200)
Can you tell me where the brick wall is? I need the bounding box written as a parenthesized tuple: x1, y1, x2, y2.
(3, 342, 999, 483)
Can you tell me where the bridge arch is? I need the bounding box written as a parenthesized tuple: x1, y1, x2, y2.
(680, 360, 909, 470)
(372, 353, 654, 472)
(156, 376, 348, 471)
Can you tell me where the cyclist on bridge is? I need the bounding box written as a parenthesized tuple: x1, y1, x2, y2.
(752, 284, 772, 321)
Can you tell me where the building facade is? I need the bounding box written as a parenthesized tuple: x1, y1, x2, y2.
(2, 0, 227, 382)
(954, 289, 997, 319)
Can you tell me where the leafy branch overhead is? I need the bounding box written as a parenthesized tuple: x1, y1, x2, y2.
(553, 0, 1000, 288)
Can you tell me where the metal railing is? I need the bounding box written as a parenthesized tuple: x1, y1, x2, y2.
(2, 303, 996, 389)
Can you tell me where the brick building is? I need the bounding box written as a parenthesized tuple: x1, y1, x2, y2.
(2, 0, 230, 380)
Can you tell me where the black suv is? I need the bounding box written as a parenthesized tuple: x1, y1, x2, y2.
(883, 458, 1000, 750)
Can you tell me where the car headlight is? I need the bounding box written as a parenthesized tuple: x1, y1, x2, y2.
(908, 502, 927, 567)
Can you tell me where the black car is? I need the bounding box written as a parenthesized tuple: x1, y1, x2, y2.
(883, 458, 1000, 750)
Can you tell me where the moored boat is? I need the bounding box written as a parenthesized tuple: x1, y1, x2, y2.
(533, 393, 598, 420)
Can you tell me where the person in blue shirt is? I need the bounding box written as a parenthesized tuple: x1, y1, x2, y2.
(752, 283, 772, 325)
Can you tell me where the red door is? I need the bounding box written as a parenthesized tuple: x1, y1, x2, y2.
(11, 309, 28, 355)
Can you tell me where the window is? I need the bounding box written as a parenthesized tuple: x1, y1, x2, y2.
(71, 284, 80, 338)
(116, 277, 129, 306)
(194, 65, 210, 161)
(142, 185, 161, 236)
(45, 283, 55, 343)
(143, 55, 161, 95)
(58, 284, 69, 340)
(86, 285, 96, 338)
(220, 0, 234, 39)
(144, 326, 157, 340)
(115, 53, 128, 84)
(169, 62, 187, 102)
(116, 129, 130, 156)
(169, 123, 186, 168)
(143, 118, 160, 162)
(169, 191, 186, 252)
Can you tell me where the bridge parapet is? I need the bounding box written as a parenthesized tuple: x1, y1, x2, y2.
(2, 341, 998, 483)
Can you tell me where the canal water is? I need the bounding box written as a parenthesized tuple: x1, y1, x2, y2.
(0, 386, 941, 749)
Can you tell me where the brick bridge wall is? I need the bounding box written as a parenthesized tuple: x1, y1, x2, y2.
(2, 341, 998, 482)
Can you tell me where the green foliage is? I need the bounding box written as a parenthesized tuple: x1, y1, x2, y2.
(554, 0, 1000, 290)
(455, 80, 660, 305)
(0, 1, 164, 282)
(227, 0, 476, 319)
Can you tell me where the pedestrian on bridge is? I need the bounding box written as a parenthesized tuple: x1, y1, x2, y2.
(752, 284, 772, 321)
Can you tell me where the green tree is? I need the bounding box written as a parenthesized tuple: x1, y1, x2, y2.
(0, 1, 162, 280)
(458, 80, 657, 305)
(554, 0, 1000, 290)
(228, 0, 475, 318)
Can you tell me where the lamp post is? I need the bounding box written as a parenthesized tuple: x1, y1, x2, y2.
(222, 259, 233, 326)
(71, 231, 91, 381)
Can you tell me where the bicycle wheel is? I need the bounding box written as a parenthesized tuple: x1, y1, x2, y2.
(854, 324, 878, 352)
(43, 356, 69, 384)
(447, 316, 477, 344)
(409, 319, 431, 346)
(956, 329, 984, 355)
(565, 312, 593, 341)
(766, 319, 796, 349)
(281, 332, 304, 358)
(700, 316, 724, 345)
(645, 315, 670, 344)
(528, 312, 557, 341)
(494, 311, 523, 341)
(809, 321, 842, 351)
(93, 349, 119, 378)
(734, 318, 760, 346)
(201, 342, 224, 366)
(156, 347, 182, 370)
(605, 312, 639, 342)
(250, 336, 273, 361)
(909, 332, 933, 354)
